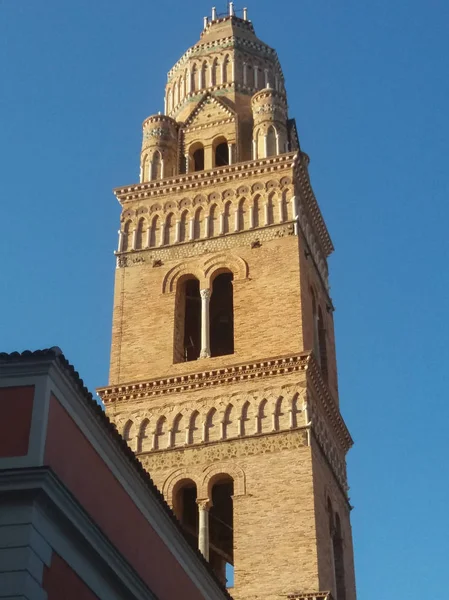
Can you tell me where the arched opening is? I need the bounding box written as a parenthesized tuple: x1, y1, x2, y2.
(177, 277, 201, 362)
(246, 64, 254, 88)
(211, 58, 218, 86)
(238, 198, 249, 230)
(222, 55, 230, 83)
(266, 126, 277, 157)
(209, 475, 234, 586)
(190, 143, 205, 172)
(223, 404, 237, 439)
(173, 479, 198, 552)
(240, 401, 253, 436)
(214, 139, 229, 167)
(318, 307, 328, 382)
(210, 272, 234, 357)
(274, 397, 289, 430)
(137, 418, 150, 452)
(333, 513, 347, 600)
(201, 61, 208, 89)
(151, 150, 162, 180)
(252, 195, 260, 227)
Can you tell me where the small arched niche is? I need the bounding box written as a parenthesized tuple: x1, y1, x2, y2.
(173, 479, 198, 552)
(210, 271, 234, 358)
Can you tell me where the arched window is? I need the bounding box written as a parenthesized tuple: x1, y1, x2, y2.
(214, 137, 229, 167)
(174, 277, 201, 363)
(188, 410, 201, 444)
(173, 479, 198, 551)
(135, 217, 147, 249)
(151, 150, 162, 180)
(238, 198, 249, 230)
(179, 210, 188, 242)
(141, 154, 149, 182)
(122, 220, 132, 252)
(291, 393, 300, 428)
(223, 55, 231, 83)
(209, 475, 234, 585)
(318, 307, 328, 382)
(163, 212, 174, 245)
(190, 143, 204, 172)
(154, 416, 168, 450)
(266, 126, 277, 157)
(265, 194, 274, 225)
(246, 63, 254, 88)
(210, 272, 234, 357)
(172, 413, 184, 447)
(137, 418, 150, 452)
(257, 399, 269, 433)
(205, 408, 219, 442)
(149, 215, 160, 248)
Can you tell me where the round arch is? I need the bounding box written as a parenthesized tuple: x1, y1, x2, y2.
(200, 462, 246, 499)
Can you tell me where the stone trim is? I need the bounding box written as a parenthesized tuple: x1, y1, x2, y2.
(287, 592, 333, 600)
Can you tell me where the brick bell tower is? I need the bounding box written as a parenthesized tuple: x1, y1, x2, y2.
(98, 5, 357, 600)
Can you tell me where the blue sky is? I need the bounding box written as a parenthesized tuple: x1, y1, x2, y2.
(1, 0, 448, 597)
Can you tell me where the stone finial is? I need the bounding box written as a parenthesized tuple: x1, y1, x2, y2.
(229, 2, 235, 16)
(203, 16, 208, 28)
(212, 6, 217, 20)
(243, 7, 248, 20)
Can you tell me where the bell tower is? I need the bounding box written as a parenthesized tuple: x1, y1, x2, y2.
(98, 6, 357, 600)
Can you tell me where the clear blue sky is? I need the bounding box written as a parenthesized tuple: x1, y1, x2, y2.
(1, 0, 448, 596)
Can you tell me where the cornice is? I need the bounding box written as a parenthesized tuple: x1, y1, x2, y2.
(114, 153, 296, 204)
(97, 352, 310, 404)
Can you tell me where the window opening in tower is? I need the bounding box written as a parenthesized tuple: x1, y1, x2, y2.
(209, 477, 234, 585)
(215, 142, 229, 167)
(183, 278, 201, 361)
(193, 147, 205, 171)
(210, 272, 234, 357)
(173, 480, 199, 552)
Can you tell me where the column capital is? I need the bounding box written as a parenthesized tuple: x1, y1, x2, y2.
(200, 288, 211, 301)
(196, 498, 212, 511)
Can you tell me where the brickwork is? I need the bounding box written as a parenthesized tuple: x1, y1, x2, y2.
(101, 9, 357, 600)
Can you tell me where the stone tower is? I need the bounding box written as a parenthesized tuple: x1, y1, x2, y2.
(98, 6, 357, 600)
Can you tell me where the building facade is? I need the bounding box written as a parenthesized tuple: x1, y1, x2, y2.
(98, 6, 357, 600)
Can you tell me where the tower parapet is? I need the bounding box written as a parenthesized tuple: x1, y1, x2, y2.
(141, 114, 178, 182)
(252, 86, 288, 158)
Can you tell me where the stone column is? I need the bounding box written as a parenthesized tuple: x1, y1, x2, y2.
(219, 213, 225, 235)
(234, 209, 240, 232)
(243, 62, 247, 85)
(278, 197, 284, 222)
(132, 228, 137, 250)
(197, 499, 211, 560)
(185, 155, 189, 174)
(175, 219, 181, 243)
(264, 68, 269, 87)
(117, 230, 123, 252)
(291, 196, 298, 235)
(249, 206, 254, 228)
(254, 66, 259, 88)
(149, 161, 154, 181)
(146, 227, 151, 248)
(189, 218, 195, 241)
(161, 158, 165, 179)
(204, 215, 210, 238)
(199, 289, 211, 359)
(264, 202, 270, 226)
(228, 143, 233, 165)
(264, 134, 268, 158)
